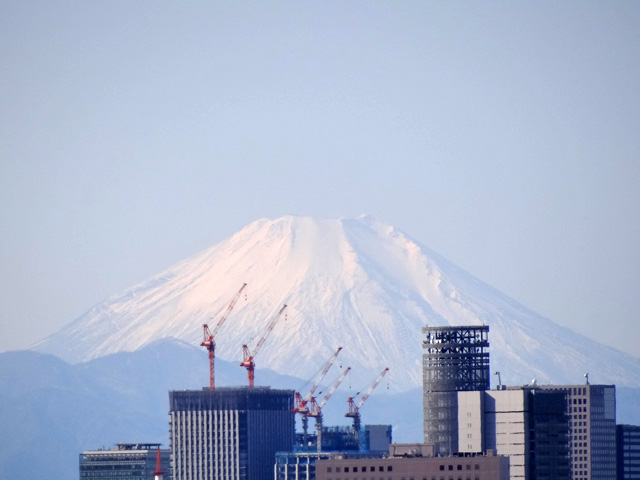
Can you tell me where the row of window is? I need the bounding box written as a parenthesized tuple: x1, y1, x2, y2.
(328, 466, 393, 473)
(326, 465, 482, 474)
(324, 477, 481, 480)
(439, 465, 480, 471)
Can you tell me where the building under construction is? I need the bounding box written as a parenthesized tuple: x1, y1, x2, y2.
(422, 325, 490, 455)
(295, 424, 391, 453)
(169, 386, 294, 480)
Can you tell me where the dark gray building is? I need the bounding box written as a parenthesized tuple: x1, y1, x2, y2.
(538, 384, 616, 480)
(617, 424, 640, 480)
(169, 386, 294, 480)
(422, 325, 490, 455)
(79, 443, 170, 480)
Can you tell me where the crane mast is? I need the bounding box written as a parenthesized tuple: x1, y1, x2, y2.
(345, 367, 389, 447)
(240, 304, 287, 387)
(200, 283, 247, 390)
(308, 366, 351, 452)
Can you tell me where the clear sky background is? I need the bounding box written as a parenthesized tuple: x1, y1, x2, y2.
(1, 2, 638, 357)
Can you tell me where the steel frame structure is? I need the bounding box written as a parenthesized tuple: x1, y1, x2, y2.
(422, 325, 490, 456)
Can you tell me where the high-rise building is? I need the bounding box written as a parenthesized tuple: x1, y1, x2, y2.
(458, 387, 570, 480)
(422, 325, 490, 455)
(79, 443, 170, 480)
(617, 424, 640, 480)
(169, 386, 294, 480)
(538, 384, 616, 480)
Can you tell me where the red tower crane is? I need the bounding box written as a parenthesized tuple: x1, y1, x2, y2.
(240, 304, 287, 387)
(201, 283, 247, 390)
(308, 366, 351, 452)
(345, 367, 389, 446)
(292, 347, 343, 449)
(151, 448, 164, 480)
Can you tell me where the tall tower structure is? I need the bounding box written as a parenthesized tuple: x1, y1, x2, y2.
(169, 386, 294, 480)
(422, 325, 490, 455)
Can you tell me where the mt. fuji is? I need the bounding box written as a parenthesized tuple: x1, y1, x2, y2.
(34, 215, 640, 391)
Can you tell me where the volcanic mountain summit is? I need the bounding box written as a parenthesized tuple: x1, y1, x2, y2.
(34, 215, 640, 391)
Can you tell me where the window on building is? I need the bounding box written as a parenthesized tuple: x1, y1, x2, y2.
(457, 465, 462, 470)
(388, 466, 393, 471)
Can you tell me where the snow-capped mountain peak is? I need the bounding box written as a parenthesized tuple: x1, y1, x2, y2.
(34, 215, 640, 391)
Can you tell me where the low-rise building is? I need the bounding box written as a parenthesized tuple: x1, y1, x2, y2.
(79, 443, 170, 480)
(315, 444, 509, 480)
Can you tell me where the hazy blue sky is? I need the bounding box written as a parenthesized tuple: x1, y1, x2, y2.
(1, 2, 639, 357)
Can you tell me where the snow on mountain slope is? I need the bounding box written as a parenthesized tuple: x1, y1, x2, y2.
(33, 215, 640, 391)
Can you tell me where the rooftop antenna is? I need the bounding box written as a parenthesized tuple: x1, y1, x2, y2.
(584, 373, 589, 385)
(494, 371, 502, 390)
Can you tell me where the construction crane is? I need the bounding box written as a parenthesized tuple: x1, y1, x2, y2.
(308, 366, 351, 452)
(345, 367, 389, 447)
(240, 304, 287, 387)
(292, 347, 343, 449)
(151, 448, 164, 480)
(201, 283, 248, 390)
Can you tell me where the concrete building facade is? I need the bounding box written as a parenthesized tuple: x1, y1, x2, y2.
(79, 443, 170, 480)
(275, 451, 385, 480)
(315, 448, 509, 480)
(422, 325, 490, 456)
(169, 386, 294, 480)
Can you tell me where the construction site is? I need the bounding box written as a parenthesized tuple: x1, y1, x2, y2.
(169, 282, 392, 480)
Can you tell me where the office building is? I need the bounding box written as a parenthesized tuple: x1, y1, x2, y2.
(617, 424, 640, 480)
(79, 443, 170, 480)
(538, 384, 616, 480)
(458, 387, 569, 480)
(169, 386, 294, 480)
(423, 325, 490, 455)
